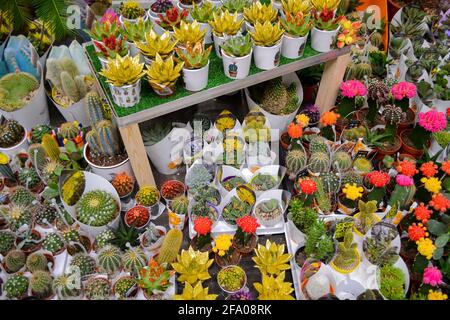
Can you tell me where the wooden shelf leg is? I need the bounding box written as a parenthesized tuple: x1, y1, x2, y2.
(315, 53, 351, 115)
(119, 123, 156, 187)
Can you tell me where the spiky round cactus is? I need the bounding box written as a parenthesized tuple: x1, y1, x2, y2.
(0, 230, 15, 255)
(382, 104, 405, 125)
(309, 136, 329, 153)
(75, 190, 119, 227)
(30, 124, 53, 144)
(367, 78, 389, 103)
(353, 157, 373, 174)
(98, 245, 123, 274)
(42, 233, 65, 254)
(135, 186, 160, 207)
(308, 152, 330, 173)
(69, 253, 97, 277)
(170, 195, 188, 215)
(111, 172, 134, 197)
(35, 204, 57, 226)
(341, 170, 363, 186)
(26, 252, 49, 273)
(30, 271, 53, 298)
(95, 229, 116, 249)
(9, 186, 36, 206)
(84, 277, 111, 300)
(60, 122, 80, 140)
(62, 227, 81, 243)
(4, 274, 29, 299)
(122, 247, 147, 275)
(114, 276, 137, 299)
(286, 149, 307, 176)
(9, 205, 33, 232)
(18, 168, 41, 189)
(332, 151, 352, 172)
(320, 172, 341, 194)
(4, 249, 26, 273)
(0, 120, 25, 148)
(52, 273, 82, 299)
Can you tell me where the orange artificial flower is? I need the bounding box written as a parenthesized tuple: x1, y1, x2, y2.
(320, 111, 340, 126)
(287, 122, 303, 139)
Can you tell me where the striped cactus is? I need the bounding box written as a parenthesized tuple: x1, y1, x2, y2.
(332, 151, 352, 172)
(98, 245, 123, 274)
(85, 91, 105, 126)
(308, 152, 330, 174)
(286, 149, 307, 176)
(41, 134, 61, 162)
(87, 120, 121, 157)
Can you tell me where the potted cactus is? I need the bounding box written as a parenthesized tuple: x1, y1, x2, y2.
(84, 276, 111, 300)
(3, 249, 26, 273)
(0, 119, 28, 158)
(176, 42, 212, 92)
(161, 179, 186, 202)
(94, 34, 129, 69)
(42, 232, 66, 256)
(144, 54, 184, 96)
(212, 233, 241, 267)
(111, 172, 135, 198)
(243, 1, 278, 33)
(18, 167, 44, 193)
(125, 205, 151, 229)
(353, 200, 381, 236)
(220, 34, 253, 79)
(167, 195, 188, 230)
(310, 0, 342, 53)
(191, 216, 213, 252)
(217, 265, 247, 294)
(280, 12, 312, 59)
(120, 17, 154, 57)
(330, 229, 361, 274)
(135, 30, 178, 64)
(209, 10, 244, 57)
(118, 0, 147, 23)
(113, 275, 138, 299)
(99, 54, 145, 108)
(30, 271, 54, 299)
(135, 185, 161, 215)
(232, 215, 259, 254)
(190, 2, 217, 44)
(4, 274, 29, 300)
(173, 20, 206, 49)
(250, 21, 284, 70)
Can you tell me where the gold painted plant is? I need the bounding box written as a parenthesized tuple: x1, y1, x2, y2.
(171, 246, 213, 285)
(145, 53, 184, 90)
(99, 55, 145, 87)
(173, 20, 206, 47)
(135, 30, 178, 60)
(250, 21, 284, 47)
(254, 272, 295, 300)
(253, 239, 292, 276)
(243, 2, 278, 26)
(208, 10, 244, 37)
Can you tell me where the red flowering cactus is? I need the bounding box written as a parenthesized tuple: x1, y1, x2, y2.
(193, 217, 213, 250)
(420, 162, 438, 178)
(396, 159, 418, 177)
(408, 223, 428, 241)
(235, 215, 260, 246)
(161, 180, 185, 200)
(429, 193, 450, 212)
(441, 161, 450, 175)
(125, 206, 150, 228)
(414, 203, 432, 223)
(366, 171, 390, 203)
(158, 6, 188, 30)
(299, 178, 317, 195)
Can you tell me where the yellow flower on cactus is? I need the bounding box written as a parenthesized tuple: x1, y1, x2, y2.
(420, 177, 442, 194)
(416, 237, 436, 260)
(296, 114, 310, 128)
(428, 290, 448, 300)
(342, 183, 364, 201)
(212, 234, 234, 257)
(0, 152, 9, 165)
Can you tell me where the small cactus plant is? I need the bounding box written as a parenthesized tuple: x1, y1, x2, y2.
(86, 120, 125, 166)
(9, 186, 36, 206)
(18, 167, 41, 190)
(308, 152, 330, 174)
(320, 172, 341, 194)
(95, 229, 116, 249)
(119, 1, 146, 19)
(61, 171, 85, 206)
(255, 199, 282, 224)
(30, 270, 53, 298)
(59, 122, 80, 140)
(75, 190, 119, 227)
(84, 277, 111, 300)
(330, 229, 360, 274)
(114, 276, 137, 299)
(169, 195, 189, 215)
(42, 233, 65, 255)
(332, 151, 352, 172)
(8, 205, 33, 232)
(69, 253, 97, 277)
(4, 249, 26, 273)
(52, 273, 82, 299)
(34, 204, 57, 227)
(98, 245, 123, 274)
(135, 186, 160, 207)
(353, 157, 373, 174)
(111, 172, 134, 197)
(157, 228, 183, 265)
(309, 136, 329, 153)
(341, 170, 363, 186)
(354, 200, 380, 235)
(30, 124, 52, 144)
(0, 119, 25, 148)
(41, 134, 61, 162)
(4, 274, 29, 299)
(0, 230, 15, 255)
(26, 252, 50, 272)
(122, 247, 147, 275)
(85, 91, 106, 126)
(285, 149, 307, 177)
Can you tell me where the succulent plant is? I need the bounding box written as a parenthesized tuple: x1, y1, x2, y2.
(119, 1, 146, 19)
(75, 190, 118, 227)
(250, 21, 283, 47)
(341, 170, 362, 186)
(157, 228, 183, 265)
(0, 119, 25, 148)
(173, 281, 217, 300)
(0, 72, 40, 112)
(4, 274, 29, 299)
(354, 200, 380, 235)
(158, 6, 189, 31)
(255, 199, 282, 223)
(59, 122, 80, 140)
(363, 229, 399, 267)
(253, 240, 292, 276)
(222, 196, 252, 225)
(141, 122, 172, 147)
(169, 195, 189, 215)
(286, 149, 307, 176)
(120, 17, 153, 43)
(145, 54, 184, 90)
(61, 171, 85, 206)
(244, 1, 277, 25)
(288, 198, 317, 233)
(379, 264, 405, 300)
(259, 78, 299, 115)
(94, 34, 129, 60)
(114, 276, 137, 299)
(251, 173, 277, 191)
(221, 176, 246, 192)
(52, 273, 82, 299)
(111, 172, 134, 197)
(98, 244, 123, 274)
(99, 54, 145, 87)
(161, 180, 185, 200)
(138, 258, 174, 296)
(34, 204, 57, 227)
(332, 151, 352, 172)
(122, 247, 147, 275)
(85, 91, 106, 126)
(309, 136, 329, 153)
(319, 172, 341, 194)
(30, 270, 53, 298)
(136, 30, 178, 60)
(308, 152, 330, 174)
(0, 230, 15, 255)
(330, 229, 360, 274)
(150, 0, 173, 14)
(135, 186, 160, 207)
(69, 253, 97, 277)
(282, 0, 311, 15)
(4, 249, 26, 273)
(41, 133, 61, 162)
(95, 229, 116, 249)
(281, 11, 313, 37)
(87, 20, 121, 41)
(305, 220, 334, 262)
(185, 164, 213, 194)
(353, 157, 373, 174)
(26, 252, 49, 272)
(209, 10, 244, 37)
(8, 205, 33, 232)
(217, 265, 246, 293)
(42, 233, 64, 254)
(175, 42, 212, 70)
(30, 124, 52, 144)
(300, 103, 320, 124)
(254, 272, 294, 300)
(84, 277, 111, 300)
(173, 20, 206, 47)
(190, 1, 216, 22)
(18, 167, 41, 190)
(171, 246, 213, 285)
(382, 104, 405, 125)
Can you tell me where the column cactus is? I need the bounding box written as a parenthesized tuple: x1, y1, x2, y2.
(41, 134, 61, 162)
(85, 91, 106, 126)
(86, 120, 124, 162)
(157, 228, 183, 264)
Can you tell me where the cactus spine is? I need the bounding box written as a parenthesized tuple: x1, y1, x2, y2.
(157, 228, 183, 265)
(41, 134, 61, 162)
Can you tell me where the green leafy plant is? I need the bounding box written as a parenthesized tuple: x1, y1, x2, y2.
(379, 264, 405, 300)
(220, 34, 253, 57)
(288, 198, 317, 233)
(305, 220, 334, 263)
(109, 218, 140, 250)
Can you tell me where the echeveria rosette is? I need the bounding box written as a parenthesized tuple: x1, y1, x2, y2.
(338, 80, 367, 118)
(391, 82, 416, 112)
(410, 109, 447, 150)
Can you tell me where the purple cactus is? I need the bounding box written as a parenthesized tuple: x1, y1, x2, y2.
(299, 103, 320, 124)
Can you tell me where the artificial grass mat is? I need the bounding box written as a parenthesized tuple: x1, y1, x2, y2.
(86, 43, 320, 118)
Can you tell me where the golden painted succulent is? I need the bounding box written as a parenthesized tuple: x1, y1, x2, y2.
(311, 0, 341, 12)
(282, 0, 312, 15)
(243, 2, 278, 26)
(173, 282, 218, 300)
(250, 21, 284, 47)
(254, 272, 295, 300)
(173, 20, 206, 47)
(208, 10, 244, 37)
(145, 54, 184, 88)
(135, 30, 178, 60)
(252, 239, 292, 276)
(99, 54, 145, 87)
(171, 246, 213, 285)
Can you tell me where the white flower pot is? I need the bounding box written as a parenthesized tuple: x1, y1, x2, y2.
(433, 98, 450, 113)
(221, 49, 252, 79)
(108, 79, 142, 108)
(311, 26, 338, 53)
(245, 21, 255, 34)
(281, 33, 308, 59)
(253, 42, 282, 70)
(119, 14, 148, 25)
(0, 129, 29, 159)
(183, 62, 209, 92)
(83, 143, 134, 182)
(126, 41, 140, 57)
(199, 22, 213, 44)
(213, 33, 226, 58)
(52, 98, 90, 127)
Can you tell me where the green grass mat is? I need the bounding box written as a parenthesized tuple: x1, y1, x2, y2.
(86, 43, 320, 118)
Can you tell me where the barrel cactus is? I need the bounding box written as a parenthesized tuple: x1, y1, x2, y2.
(4, 274, 29, 299)
(26, 252, 49, 272)
(170, 195, 189, 215)
(84, 277, 111, 300)
(320, 172, 341, 194)
(286, 149, 307, 176)
(69, 253, 97, 277)
(308, 152, 330, 174)
(4, 249, 26, 273)
(18, 167, 41, 190)
(111, 172, 134, 197)
(260, 78, 299, 115)
(0, 119, 25, 148)
(98, 245, 123, 274)
(122, 247, 147, 275)
(60, 121, 80, 140)
(332, 151, 352, 172)
(10, 186, 36, 206)
(114, 276, 137, 299)
(309, 136, 329, 153)
(382, 104, 405, 125)
(0, 230, 15, 255)
(341, 170, 363, 186)
(30, 270, 53, 298)
(42, 233, 65, 254)
(9, 205, 33, 232)
(35, 204, 57, 227)
(135, 186, 160, 207)
(95, 229, 116, 249)
(30, 124, 53, 144)
(75, 190, 118, 227)
(353, 157, 373, 174)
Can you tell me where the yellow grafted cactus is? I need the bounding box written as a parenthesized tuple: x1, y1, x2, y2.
(173, 20, 206, 47)
(311, 0, 341, 12)
(99, 55, 145, 87)
(208, 10, 244, 37)
(135, 30, 178, 60)
(171, 246, 213, 285)
(157, 228, 183, 265)
(173, 282, 218, 300)
(252, 239, 292, 276)
(254, 272, 295, 300)
(243, 2, 278, 26)
(144, 54, 184, 89)
(282, 0, 312, 15)
(250, 21, 284, 47)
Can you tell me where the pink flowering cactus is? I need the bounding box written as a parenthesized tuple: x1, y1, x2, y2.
(423, 266, 443, 286)
(340, 80, 367, 98)
(100, 8, 120, 24)
(391, 82, 416, 100)
(418, 110, 447, 133)
(396, 174, 413, 187)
